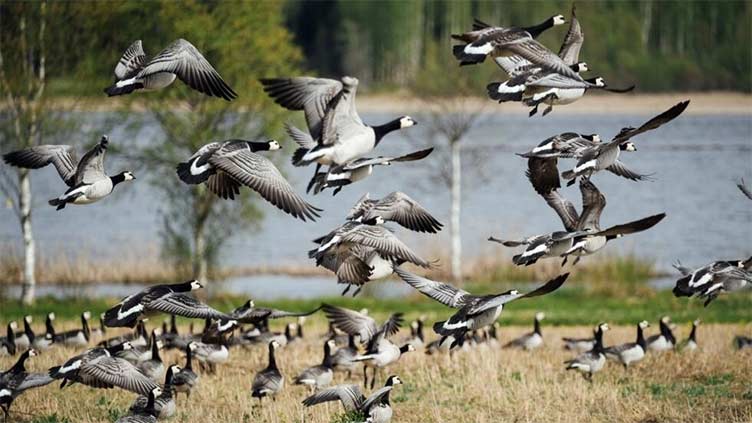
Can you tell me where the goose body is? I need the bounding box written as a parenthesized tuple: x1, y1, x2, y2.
(504, 312, 545, 350)
(0, 322, 17, 357)
(604, 321, 650, 369)
(172, 342, 200, 398)
(564, 323, 610, 381)
(302, 375, 404, 423)
(251, 341, 284, 401)
(672, 258, 752, 306)
(331, 335, 359, 376)
(2, 136, 135, 210)
(116, 387, 162, 423)
(0, 350, 53, 420)
(130, 365, 179, 419)
(105, 39, 236, 100)
(55, 311, 91, 347)
(13, 316, 33, 351)
(137, 333, 164, 382)
(294, 340, 335, 390)
(679, 320, 701, 351)
(646, 316, 676, 352)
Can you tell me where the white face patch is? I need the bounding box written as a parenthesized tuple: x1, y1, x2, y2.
(49, 313, 56, 321)
(374, 216, 385, 225)
(578, 62, 589, 73)
(399, 116, 416, 128)
(190, 280, 202, 290)
(124, 172, 135, 181)
(268, 140, 281, 150)
(553, 15, 566, 25)
(83, 311, 91, 320)
(117, 303, 144, 321)
(10, 321, 17, 330)
(625, 142, 637, 152)
(271, 340, 280, 349)
(0, 389, 11, 398)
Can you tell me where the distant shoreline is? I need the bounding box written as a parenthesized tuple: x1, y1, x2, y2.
(23, 92, 752, 115)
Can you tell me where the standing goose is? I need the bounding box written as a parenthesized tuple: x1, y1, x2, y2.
(347, 192, 443, 234)
(604, 321, 650, 369)
(564, 322, 610, 382)
(55, 311, 91, 347)
(0, 322, 16, 357)
(116, 387, 162, 423)
(504, 312, 546, 350)
(562, 327, 597, 353)
(90, 313, 107, 344)
(396, 267, 568, 348)
(105, 39, 236, 100)
(2, 136, 135, 210)
(251, 340, 284, 402)
(310, 220, 432, 295)
(331, 335, 359, 378)
(130, 365, 179, 419)
(311, 148, 434, 195)
(678, 320, 701, 352)
(294, 339, 336, 391)
(260, 76, 417, 189)
(672, 258, 752, 306)
(302, 375, 404, 423)
(33, 313, 56, 351)
(322, 305, 410, 389)
(562, 100, 690, 184)
(0, 349, 53, 420)
(13, 316, 33, 351)
(176, 139, 321, 221)
(172, 342, 200, 399)
(103, 280, 233, 328)
(49, 342, 133, 388)
(193, 331, 233, 374)
(646, 316, 677, 352)
(137, 332, 165, 382)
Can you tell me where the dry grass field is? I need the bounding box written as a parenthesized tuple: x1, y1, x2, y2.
(2, 318, 751, 423)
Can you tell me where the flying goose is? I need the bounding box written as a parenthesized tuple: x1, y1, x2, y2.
(54, 311, 91, 347)
(105, 39, 236, 101)
(172, 342, 200, 399)
(564, 322, 610, 382)
(116, 387, 162, 423)
(294, 339, 336, 391)
(562, 100, 690, 183)
(230, 299, 321, 325)
(518, 133, 652, 183)
(604, 321, 650, 369)
(129, 365, 179, 419)
(347, 192, 443, 234)
(302, 375, 404, 423)
(395, 267, 568, 348)
(50, 342, 132, 388)
(504, 312, 546, 350)
(311, 148, 434, 195)
(2, 135, 135, 210)
(103, 280, 233, 328)
(137, 332, 164, 382)
(737, 178, 752, 200)
(176, 138, 321, 221)
(646, 316, 677, 352)
(322, 305, 410, 389)
(251, 340, 284, 402)
(678, 320, 701, 352)
(0, 349, 53, 420)
(672, 257, 752, 306)
(0, 322, 16, 357)
(260, 76, 417, 189)
(313, 220, 433, 296)
(521, 76, 635, 117)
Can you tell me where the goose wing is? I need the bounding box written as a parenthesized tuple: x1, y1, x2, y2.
(75, 136, 108, 185)
(345, 192, 372, 221)
(558, 5, 583, 66)
(114, 40, 146, 80)
(208, 144, 321, 221)
(576, 180, 606, 231)
(592, 213, 666, 238)
(609, 100, 690, 146)
(145, 293, 232, 320)
(394, 267, 471, 309)
(342, 148, 434, 171)
(137, 39, 237, 101)
(2, 145, 78, 186)
(205, 172, 242, 200)
(526, 157, 577, 231)
(361, 385, 394, 412)
(334, 252, 372, 285)
(251, 368, 282, 393)
(322, 304, 378, 343)
(505, 38, 585, 81)
(80, 356, 159, 395)
(260, 77, 343, 140)
(16, 372, 53, 391)
(340, 225, 430, 267)
(493, 55, 534, 77)
(302, 384, 365, 411)
(468, 273, 569, 314)
(606, 160, 653, 182)
(365, 192, 443, 233)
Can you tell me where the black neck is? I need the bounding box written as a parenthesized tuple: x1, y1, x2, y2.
(348, 335, 356, 349)
(247, 141, 271, 152)
(82, 315, 90, 341)
(285, 325, 293, 341)
(383, 389, 391, 406)
(416, 321, 424, 341)
(399, 344, 411, 354)
(322, 342, 332, 367)
(523, 18, 554, 38)
(99, 318, 106, 334)
(170, 315, 178, 335)
(533, 318, 541, 335)
(46, 317, 55, 336)
(268, 343, 278, 370)
(146, 391, 157, 415)
(24, 318, 34, 338)
(185, 346, 193, 370)
(110, 173, 127, 186)
(6, 323, 14, 342)
(11, 351, 31, 373)
(636, 325, 646, 348)
(593, 327, 605, 353)
(164, 367, 175, 389)
(297, 324, 303, 338)
(151, 335, 161, 362)
(372, 118, 403, 145)
(689, 324, 697, 342)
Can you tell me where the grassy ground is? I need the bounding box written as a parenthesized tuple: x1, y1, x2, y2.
(1, 317, 750, 423)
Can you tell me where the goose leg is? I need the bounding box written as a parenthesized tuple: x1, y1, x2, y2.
(370, 368, 377, 390)
(542, 105, 554, 116)
(572, 256, 581, 266)
(306, 164, 322, 193)
(529, 104, 539, 117)
(362, 365, 368, 388)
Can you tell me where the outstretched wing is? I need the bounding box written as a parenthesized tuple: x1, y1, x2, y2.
(394, 267, 471, 308)
(610, 100, 690, 146)
(558, 5, 584, 66)
(2, 145, 78, 186)
(302, 384, 365, 412)
(606, 160, 654, 182)
(594, 213, 666, 238)
(146, 293, 233, 320)
(469, 273, 569, 314)
(75, 136, 108, 185)
(80, 356, 159, 395)
(114, 40, 146, 80)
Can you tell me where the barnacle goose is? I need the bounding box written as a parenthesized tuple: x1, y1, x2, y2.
(0, 322, 16, 357)
(0, 349, 53, 420)
(331, 334, 359, 378)
(672, 257, 752, 306)
(115, 387, 162, 423)
(251, 340, 284, 402)
(176, 139, 322, 221)
(260, 76, 417, 190)
(302, 375, 404, 423)
(646, 316, 677, 352)
(562, 100, 689, 184)
(172, 342, 200, 399)
(678, 320, 701, 352)
(105, 39, 236, 100)
(347, 192, 443, 234)
(564, 323, 609, 382)
(2, 135, 135, 210)
(604, 321, 650, 369)
(395, 268, 568, 348)
(32, 313, 56, 351)
(54, 311, 91, 347)
(129, 365, 179, 419)
(137, 332, 164, 382)
(504, 312, 546, 350)
(103, 280, 233, 328)
(13, 316, 33, 351)
(562, 327, 597, 353)
(294, 339, 336, 391)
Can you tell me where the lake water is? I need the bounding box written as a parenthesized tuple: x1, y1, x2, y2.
(1, 107, 750, 297)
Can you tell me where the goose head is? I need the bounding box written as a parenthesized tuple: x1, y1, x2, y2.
(584, 134, 601, 143)
(535, 312, 546, 321)
(188, 341, 198, 351)
(621, 142, 637, 152)
(121, 171, 136, 181)
(572, 62, 588, 73)
(660, 316, 671, 324)
(639, 320, 650, 329)
(122, 342, 134, 351)
(598, 322, 610, 332)
(267, 140, 282, 151)
(151, 387, 163, 398)
(83, 311, 92, 321)
(24, 315, 32, 324)
(399, 116, 417, 129)
(551, 14, 566, 26)
(693, 319, 701, 327)
(386, 375, 403, 386)
(189, 280, 203, 291)
(48, 312, 56, 321)
(587, 77, 606, 87)
(270, 340, 281, 350)
(28, 348, 39, 357)
(9, 321, 17, 331)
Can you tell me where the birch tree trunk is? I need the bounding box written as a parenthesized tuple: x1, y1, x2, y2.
(19, 169, 36, 305)
(450, 140, 462, 283)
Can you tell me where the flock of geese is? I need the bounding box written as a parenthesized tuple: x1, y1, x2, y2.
(1, 6, 751, 423)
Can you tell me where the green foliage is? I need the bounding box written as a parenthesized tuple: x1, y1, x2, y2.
(30, 414, 72, 423)
(331, 410, 365, 423)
